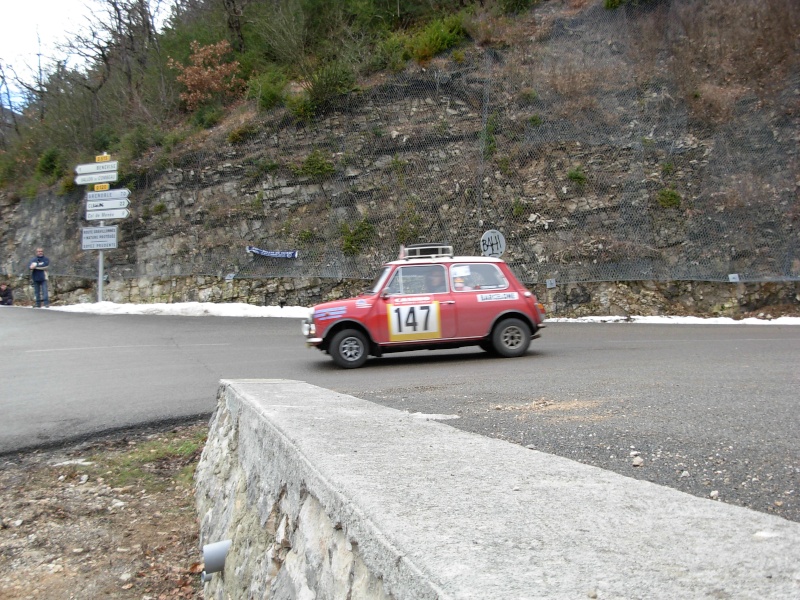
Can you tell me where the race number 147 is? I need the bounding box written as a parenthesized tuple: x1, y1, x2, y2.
(388, 302, 441, 341)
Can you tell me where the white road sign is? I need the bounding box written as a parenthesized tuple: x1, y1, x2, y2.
(480, 229, 506, 258)
(75, 172, 118, 185)
(87, 188, 130, 200)
(86, 208, 130, 220)
(87, 199, 130, 210)
(82, 226, 118, 250)
(75, 161, 119, 174)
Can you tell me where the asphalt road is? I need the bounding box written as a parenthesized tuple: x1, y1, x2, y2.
(1, 307, 798, 522)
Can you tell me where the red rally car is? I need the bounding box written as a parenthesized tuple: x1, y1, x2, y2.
(302, 244, 546, 368)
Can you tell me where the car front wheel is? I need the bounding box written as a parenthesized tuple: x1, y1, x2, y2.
(329, 329, 369, 368)
(491, 318, 531, 358)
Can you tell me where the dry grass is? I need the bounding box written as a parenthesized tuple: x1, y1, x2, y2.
(629, 0, 800, 123)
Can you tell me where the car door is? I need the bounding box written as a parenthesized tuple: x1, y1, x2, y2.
(450, 262, 517, 338)
(372, 265, 457, 344)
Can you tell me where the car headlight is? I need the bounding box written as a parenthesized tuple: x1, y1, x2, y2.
(301, 319, 315, 337)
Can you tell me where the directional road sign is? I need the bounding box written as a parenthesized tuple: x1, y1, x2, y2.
(75, 161, 118, 174)
(87, 199, 130, 210)
(82, 226, 118, 250)
(75, 171, 118, 185)
(87, 189, 130, 200)
(86, 208, 130, 221)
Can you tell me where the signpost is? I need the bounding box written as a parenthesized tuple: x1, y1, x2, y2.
(87, 189, 130, 200)
(75, 154, 130, 302)
(87, 199, 130, 211)
(75, 160, 119, 174)
(75, 171, 119, 185)
(85, 208, 130, 221)
(82, 226, 118, 250)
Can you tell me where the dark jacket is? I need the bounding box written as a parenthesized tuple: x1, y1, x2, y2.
(30, 255, 49, 283)
(0, 285, 11, 305)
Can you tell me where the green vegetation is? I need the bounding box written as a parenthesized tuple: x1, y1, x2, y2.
(404, 15, 467, 63)
(227, 124, 259, 145)
(36, 148, 64, 179)
(250, 193, 264, 210)
(500, 0, 536, 15)
(390, 154, 408, 178)
(246, 158, 280, 182)
(657, 187, 682, 209)
(191, 104, 225, 129)
(85, 428, 207, 490)
(482, 111, 501, 159)
(298, 229, 316, 244)
(246, 67, 287, 111)
(396, 200, 423, 244)
(341, 218, 375, 255)
(292, 149, 336, 180)
(518, 88, 539, 105)
(605, 0, 658, 9)
(0, 0, 507, 194)
(496, 156, 513, 177)
(512, 198, 526, 218)
(568, 166, 587, 188)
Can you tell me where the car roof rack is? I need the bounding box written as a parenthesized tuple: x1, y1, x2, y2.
(400, 243, 454, 259)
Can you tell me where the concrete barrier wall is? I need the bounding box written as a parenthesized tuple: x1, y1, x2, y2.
(195, 379, 800, 599)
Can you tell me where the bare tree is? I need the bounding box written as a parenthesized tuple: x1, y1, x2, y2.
(221, 0, 251, 53)
(0, 64, 22, 149)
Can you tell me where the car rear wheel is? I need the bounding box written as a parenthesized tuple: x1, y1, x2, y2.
(329, 329, 369, 368)
(491, 318, 531, 358)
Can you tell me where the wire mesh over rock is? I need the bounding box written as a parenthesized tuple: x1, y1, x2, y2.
(3, 1, 797, 287)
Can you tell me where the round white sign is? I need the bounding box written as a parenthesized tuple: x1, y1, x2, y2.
(480, 229, 506, 257)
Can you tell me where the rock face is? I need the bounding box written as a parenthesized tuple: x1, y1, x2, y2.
(1, 2, 798, 315)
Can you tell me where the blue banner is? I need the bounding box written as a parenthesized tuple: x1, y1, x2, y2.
(246, 246, 299, 259)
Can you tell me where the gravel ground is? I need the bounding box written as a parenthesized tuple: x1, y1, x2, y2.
(0, 421, 206, 600)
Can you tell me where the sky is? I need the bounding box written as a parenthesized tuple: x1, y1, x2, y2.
(41, 301, 800, 325)
(0, 0, 172, 107)
(0, 1, 91, 83)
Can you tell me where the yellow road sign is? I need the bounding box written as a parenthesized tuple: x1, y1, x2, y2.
(94, 183, 110, 191)
(96, 153, 111, 162)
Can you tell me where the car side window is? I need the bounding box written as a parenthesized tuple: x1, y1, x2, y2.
(385, 265, 448, 295)
(450, 263, 508, 292)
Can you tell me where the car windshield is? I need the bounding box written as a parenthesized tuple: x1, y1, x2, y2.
(384, 265, 448, 295)
(363, 266, 392, 294)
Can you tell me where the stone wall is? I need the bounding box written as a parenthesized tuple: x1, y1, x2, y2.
(195, 383, 394, 600)
(196, 379, 800, 599)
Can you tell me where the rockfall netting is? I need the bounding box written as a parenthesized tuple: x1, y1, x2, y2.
(9, 1, 798, 286)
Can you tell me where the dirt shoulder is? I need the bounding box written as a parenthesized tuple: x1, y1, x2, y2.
(0, 420, 208, 600)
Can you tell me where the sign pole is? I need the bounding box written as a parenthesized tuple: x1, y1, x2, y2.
(98, 220, 104, 302)
(76, 155, 128, 303)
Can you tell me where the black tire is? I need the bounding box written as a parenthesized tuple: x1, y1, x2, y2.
(329, 329, 369, 368)
(491, 318, 531, 358)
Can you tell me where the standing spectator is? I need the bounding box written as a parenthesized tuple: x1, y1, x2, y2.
(0, 281, 12, 305)
(29, 247, 50, 308)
